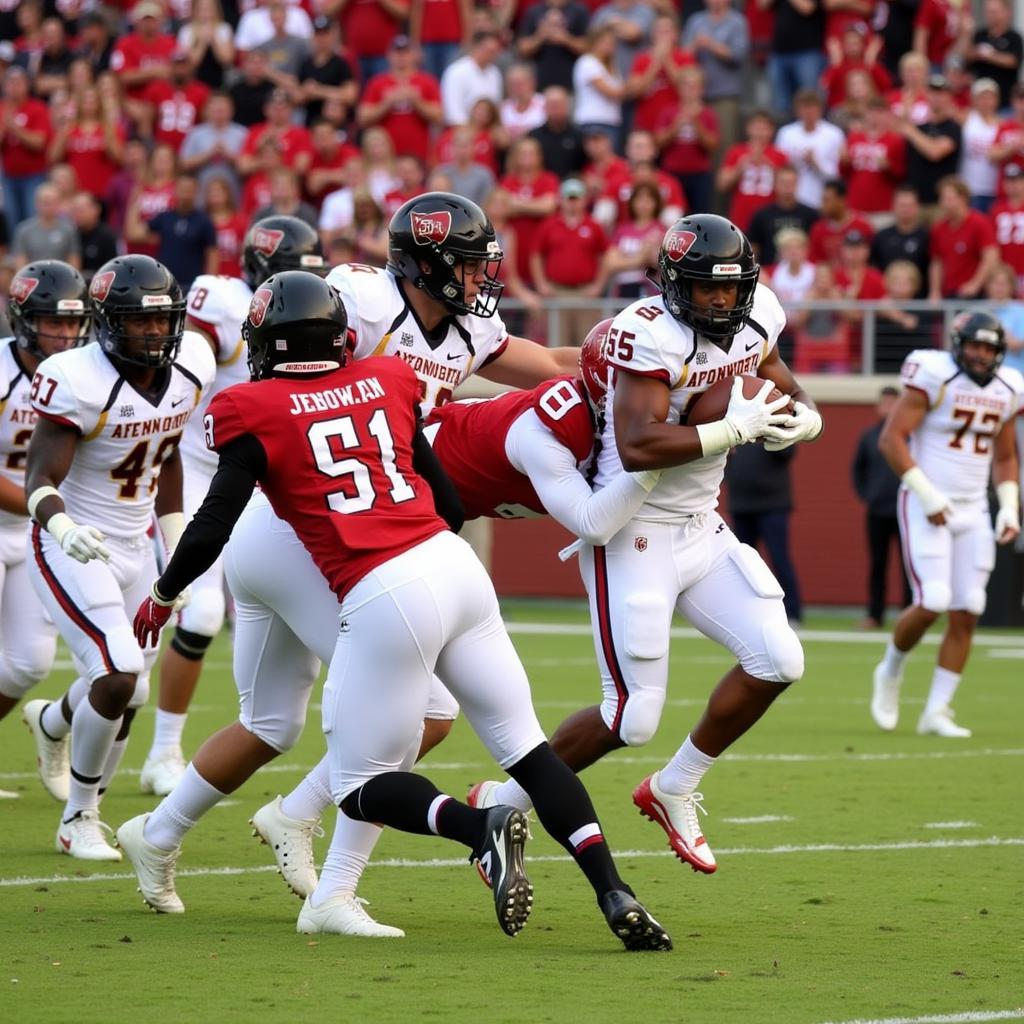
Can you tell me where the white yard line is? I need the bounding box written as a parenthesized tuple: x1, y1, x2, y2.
(817, 1011, 1024, 1024)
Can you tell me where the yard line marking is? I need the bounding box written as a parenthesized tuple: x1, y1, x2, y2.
(923, 821, 979, 829)
(722, 815, 794, 824)
(3, 836, 1022, 889)
(817, 1010, 1024, 1024)
(987, 649, 1024, 659)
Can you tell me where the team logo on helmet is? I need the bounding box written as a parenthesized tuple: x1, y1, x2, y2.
(9, 277, 39, 305)
(90, 270, 116, 302)
(249, 287, 273, 328)
(250, 227, 285, 257)
(664, 230, 698, 262)
(411, 210, 453, 246)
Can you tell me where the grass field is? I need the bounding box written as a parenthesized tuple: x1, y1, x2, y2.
(1, 601, 1022, 1024)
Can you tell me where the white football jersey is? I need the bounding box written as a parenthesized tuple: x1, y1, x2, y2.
(327, 263, 510, 415)
(595, 283, 786, 519)
(182, 276, 253, 470)
(900, 349, 1024, 501)
(32, 333, 216, 538)
(0, 338, 36, 529)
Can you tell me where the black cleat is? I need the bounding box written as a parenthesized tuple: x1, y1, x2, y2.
(599, 890, 673, 951)
(470, 806, 533, 937)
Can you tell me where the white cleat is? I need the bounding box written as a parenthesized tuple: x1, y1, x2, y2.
(296, 892, 404, 937)
(251, 796, 323, 898)
(56, 810, 122, 861)
(116, 814, 184, 913)
(870, 663, 902, 731)
(139, 749, 187, 796)
(917, 706, 972, 738)
(466, 780, 502, 809)
(633, 772, 717, 874)
(22, 699, 70, 802)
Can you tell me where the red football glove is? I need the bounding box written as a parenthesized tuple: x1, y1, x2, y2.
(134, 585, 177, 648)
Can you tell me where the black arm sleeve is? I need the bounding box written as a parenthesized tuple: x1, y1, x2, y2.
(156, 433, 267, 600)
(411, 422, 464, 534)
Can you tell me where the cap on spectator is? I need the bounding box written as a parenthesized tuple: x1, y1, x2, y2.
(312, 15, 332, 32)
(928, 74, 950, 91)
(560, 178, 586, 199)
(1004, 163, 1024, 179)
(971, 77, 999, 96)
(132, 1, 163, 21)
(843, 229, 869, 246)
(390, 34, 412, 50)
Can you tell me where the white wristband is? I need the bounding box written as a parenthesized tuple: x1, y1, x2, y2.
(996, 480, 1020, 519)
(901, 466, 949, 516)
(46, 511, 76, 546)
(158, 512, 186, 556)
(27, 485, 61, 522)
(695, 418, 740, 457)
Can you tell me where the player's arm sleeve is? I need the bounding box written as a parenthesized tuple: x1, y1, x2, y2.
(156, 433, 267, 598)
(899, 350, 943, 406)
(411, 419, 464, 534)
(30, 356, 97, 435)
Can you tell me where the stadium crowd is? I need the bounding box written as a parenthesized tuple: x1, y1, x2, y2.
(1, 0, 1024, 373)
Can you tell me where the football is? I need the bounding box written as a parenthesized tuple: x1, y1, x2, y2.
(686, 374, 793, 427)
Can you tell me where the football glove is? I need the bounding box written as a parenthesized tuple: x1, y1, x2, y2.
(47, 513, 111, 564)
(762, 401, 823, 451)
(134, 584, 178, 648)
(696, 378, 792, 456)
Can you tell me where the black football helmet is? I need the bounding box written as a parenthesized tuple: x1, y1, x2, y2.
(387, 192, 503, 317)
(242, 271, 348, 381)
(951, 310, 1006, 386)
(90, 255, 187, 368)
(8, 260, 91, 359)
(656, 213, 760, 348)
(242, 215, 327, 289)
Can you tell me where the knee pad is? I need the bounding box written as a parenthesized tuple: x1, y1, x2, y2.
(0, 651, 51, 699)
(178, 587, 226, 638)
(963, 587, 987, 616)
(759, 622, 805, 684)
(920, 580, 952, 614)
(617, 689, 665, 747)
(171, 626, 214, 662)
(128, 670, 150, 709)
(105, 624, 146, 678)
(244, 711, 305, 754)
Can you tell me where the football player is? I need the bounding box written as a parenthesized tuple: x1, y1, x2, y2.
(139, 216, 328, 797)
(471, 214, 822, 875)
(23, 255, 215, 859)
(121, 272, 672, 951)
(871, 312, 1022, 737)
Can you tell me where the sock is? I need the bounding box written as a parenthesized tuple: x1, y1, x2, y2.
(144, 763, 225, 851)
(309, 812, 383, 909)
(491, 778, 533, 812)
(881, 639, 908, 678)
(41, 676, 90, 740)
(657, 735, 716, 796)
(150, 709, 188, 758)
(98, 709, 136, 797)
(64, 698, 121, 820)
(280, 754, 333, 821)
(924, 666, 961, 716)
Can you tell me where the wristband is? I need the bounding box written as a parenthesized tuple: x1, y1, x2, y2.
(158, 512, 186, 555)
(695, 418, 740, 457)
(901, 466, 948, 515)
(996, 480, 1020, 518)
(150, 582, 178, 608)
(27, 485, 61, 521)
(46, 511, 76, 546)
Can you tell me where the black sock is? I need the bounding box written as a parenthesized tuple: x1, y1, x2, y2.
(507, 743, 629, 900)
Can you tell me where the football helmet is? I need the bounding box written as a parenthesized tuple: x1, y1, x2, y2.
(243, 271, 348, 381)
(579, 318, 614, 414)
(8, 260, 91, 359)
(951, 310, 1006, 386)
(656, 213, 759, 348)
(90, 255, 186, 368)
(387, 192, 503, 318)
(242, 215, 327, 289)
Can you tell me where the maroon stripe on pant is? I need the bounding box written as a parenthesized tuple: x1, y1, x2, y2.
(593, 545, 629, 737)
(896, 490, 922, 606)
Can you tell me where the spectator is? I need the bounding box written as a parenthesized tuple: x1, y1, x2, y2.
(682, 0, 750, 157)
(775, 88, 845, 210)
(594, 181, 663, 299)
(594, 129, 684, 230)
(72, 191, 119, 283)
(887, 50, 930, 125)
(572, 26, 626, 140)
(410, 0, 471, 83)
(12, 0, 44, 62)
(358, 35, 442, 165)
(851, 386, 911, 629)
(499, 134, 560, 284)
(0, 66, 51, 229)
(76, 12, 115, 79)
(110, 2, 176, 106)
(319, 158, 368, 245)
(944, 53, 975, 114)
(105, 138, 150, 236)
(251, 166, 319, 229)
(792, 262, 850, 372)
(484, 187, 542, 331)
(530, 177, 608, 345)
(298, 18, 357, 126)
(841, 96, 907, 221)
(580, 124, 628, 201)
(177, 0, 235, 90)
(124, 142, 178, 257)
(517, 0, 590, 93)
(989, 84, 1024, 194)
(527, 86, 586, 179)
(957, 78, 1001, 211)
(913, 0, 964, 72)
(762, 227, 816, 345)
(876, 260, 934, 370)
(990, 162, 1024, 292)
(236, 89, 313, 178)
(434, 98, 503, 174)
(229, 49, 276, 128)
(47, 164, 79, 220)
(437, 126, 496, 207)
(986, 262, 1024, 374)
(765, 0, 827, 122)
(204, 176, 248, 277)
(928, 174, 999, 298)
(12, 182, 80, 268)
(870, 185, 931, 292)
(179, 92, 248, 201)
(28, 18, 74, 101)
(965, 0, 1022, 112)
(360, 126, 401, 206)
(808, 178, 874, 265)
(305, 119, 360, 205)
(381, 154, 427, 217)
(590, 0, 655, 81)
(440, 31, 503, 127)
(47, 83, 124, 202)
(821, 21, 892, 113)
(835, 228, 886, 343)
(328, 0, 408, 83)
(254, 1, 311, 86)
(828, 67, 881, 133)
(344, 188, 390, 266)
(654, 66, 719, 216)
(748, 167, 819, 264)
(141, 49, 211, 152)
(627, 13, 694, 134)
(235, 0, 313, 55)
(716, 109, 788, 232)
(500, 64, 547, 143)
(894, 75, 961, 209)
(724, 443, 802, 624)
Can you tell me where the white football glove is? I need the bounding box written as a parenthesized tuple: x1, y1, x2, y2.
(724, 378, 793, 444)
(763, 401, 824, 451)
(50, 516, 111, 564)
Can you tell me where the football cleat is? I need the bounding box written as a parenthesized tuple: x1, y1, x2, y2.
(870, 662, 902, 731)
(56, 810, 122, 861)
(22, 699, 70, 802)
(471, 806, 533, 937)
(599, 890, 673, 952)
(116, 814, 184, 913)
(251, 796, 323, 898)
(139, 749, 187, 796)
(296, 893, 405, 937)
(917, 706, 972, 738)
(466, 780, 502, 809)
(633, 773, 717, 874)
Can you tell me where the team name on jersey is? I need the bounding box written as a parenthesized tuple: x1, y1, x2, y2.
(394, 350, 463, 387)
(6, 406, 37, 425)
(288, 376, 386, 415)
(110, 410, 192, 439)
(687, 350, 763, 389)
(950, 392, 1006, 413)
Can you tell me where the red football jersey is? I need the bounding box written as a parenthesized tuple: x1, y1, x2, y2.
(426, 377, 595, 520)
(205, 356, 446, 599)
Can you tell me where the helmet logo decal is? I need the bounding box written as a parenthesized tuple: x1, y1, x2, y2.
(249, 287, 273, 328)
(664, 229, 698, 262)
(141, 294, 172, 308)
(57, 299, 85, 312)
(90, 271, 116, 302)
(251, 227, 285, 257)
(712, 263, 742, 275)
(411, 210, 453, 246)
(300, 254, 325, 268)
(10, 277, 39, 305)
